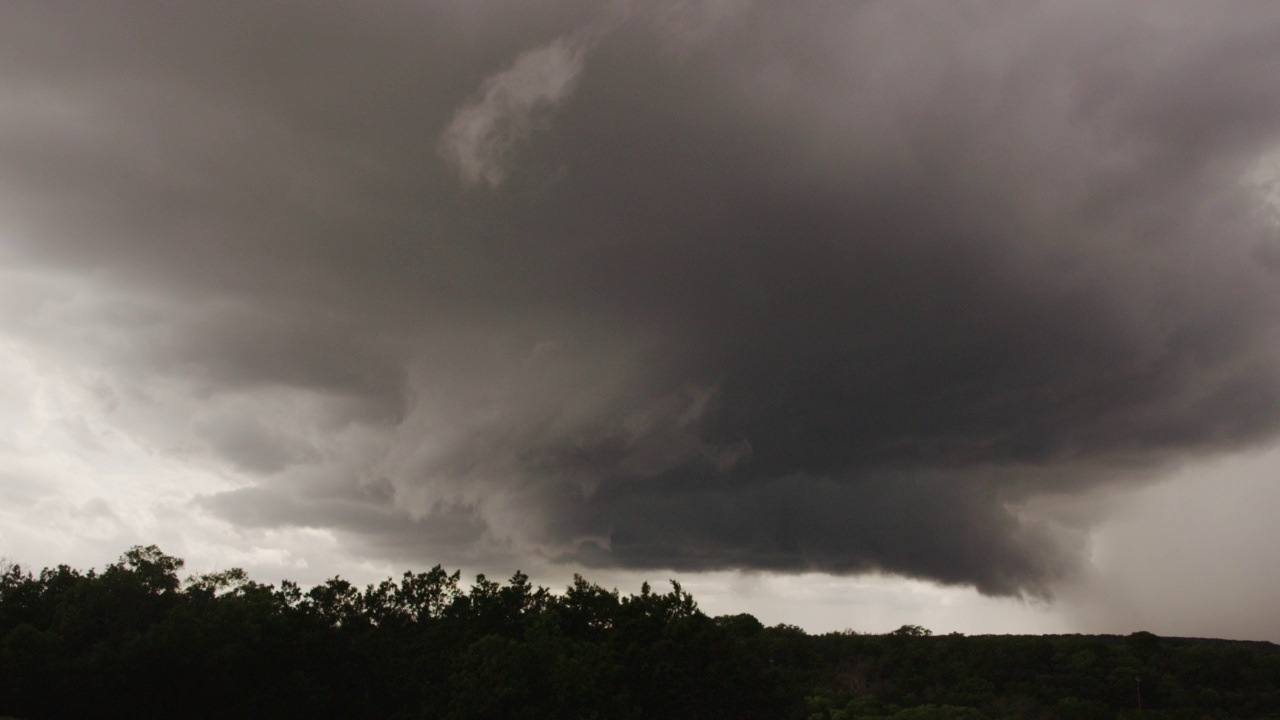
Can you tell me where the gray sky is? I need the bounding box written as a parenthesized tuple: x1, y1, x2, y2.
(4, 0, 1280, 640)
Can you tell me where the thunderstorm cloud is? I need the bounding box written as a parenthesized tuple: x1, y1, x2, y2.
(4, 0, 1280, 598)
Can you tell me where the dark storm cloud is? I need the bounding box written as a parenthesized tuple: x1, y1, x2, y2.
(6, 0, 1280, 595)
(557, 472, 1072, 596)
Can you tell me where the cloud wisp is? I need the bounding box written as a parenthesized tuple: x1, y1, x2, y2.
(439, 34, 593, 188)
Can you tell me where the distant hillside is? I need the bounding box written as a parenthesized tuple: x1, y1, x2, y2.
(3, 547, 1276, 719)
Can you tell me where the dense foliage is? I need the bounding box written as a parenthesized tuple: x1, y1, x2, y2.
(1, 547, 1276, 719)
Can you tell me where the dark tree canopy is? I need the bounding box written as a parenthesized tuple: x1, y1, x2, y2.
(0, 547, 1277, 720)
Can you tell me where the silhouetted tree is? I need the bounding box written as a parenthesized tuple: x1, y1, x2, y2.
(1, 546, 1277, 720)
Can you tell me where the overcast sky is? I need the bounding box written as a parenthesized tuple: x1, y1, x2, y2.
(4, 0, 1280, 640)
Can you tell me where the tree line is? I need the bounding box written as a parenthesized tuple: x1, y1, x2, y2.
(1, 546, 1276, 719)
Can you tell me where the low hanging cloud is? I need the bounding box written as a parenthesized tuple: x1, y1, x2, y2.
(5, 0, 1280, 597)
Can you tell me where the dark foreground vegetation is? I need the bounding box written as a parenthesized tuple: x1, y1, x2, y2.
(1, 547, 1277, 719)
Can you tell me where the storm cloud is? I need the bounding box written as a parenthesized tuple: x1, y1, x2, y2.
(5, 0, 1280, 596)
